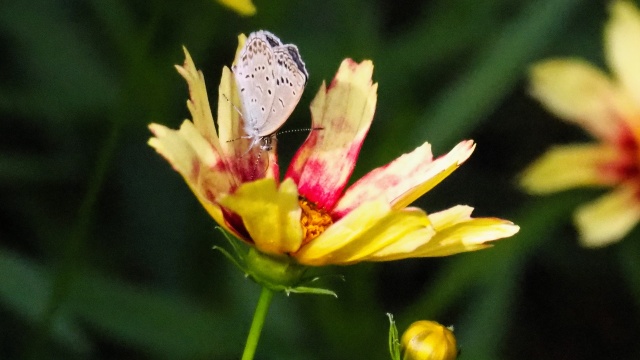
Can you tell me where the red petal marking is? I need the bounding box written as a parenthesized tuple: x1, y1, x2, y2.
(331, 161, 401, 219)
(294, 130, 366, 211)
(615, 120, 638, 152)
(221, 206, 253, 244)
(287, 59, 376, 210)
(190, 159, 201, 181)
(205, 188, 215, 202)
(227, 144, 280, 187)
(287, 128, 320, 185)
(333, 141, 474, 219)
(600, 121, 640, 184)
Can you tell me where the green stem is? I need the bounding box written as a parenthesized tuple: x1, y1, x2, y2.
(241, 287, 275, 360)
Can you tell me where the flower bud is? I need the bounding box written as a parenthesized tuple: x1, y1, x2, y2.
(401, 320, 457, 360)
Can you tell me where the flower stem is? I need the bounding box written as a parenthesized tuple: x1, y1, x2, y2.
(241, 286, 275, 360)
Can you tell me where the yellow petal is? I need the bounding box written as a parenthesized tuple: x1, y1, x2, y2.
(216, 66, 243, 148)
(605, 0, 640, 105)
(148, 122, 234, 235)
(232, 34, 247, 67)
(175, 49, 269, 183)
(149, 121, 236, 193)
(333, 141, 474, 217)
(217, 178, 303, 255)
(286, 59, 378, 210)
(529, 59, 635, 142)
(520, 144, 621, 194)
(358, 210, 438, 262)
(294, 200, 434, 266)
(149, 122, 200, 181)
(216, 0, 256, 16)
(219, 34, 248, 149)
(574, 183, 640, 247)
(390, 140, 475, 210)
(401, 205, 519, 258)
(175, 47, 220, 148)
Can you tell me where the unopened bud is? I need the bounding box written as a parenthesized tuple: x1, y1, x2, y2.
(401, 320, 457, 360)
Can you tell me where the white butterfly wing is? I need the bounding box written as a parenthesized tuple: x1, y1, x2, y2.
(257, 44, 308, 136)
(232, 34, 278, 137)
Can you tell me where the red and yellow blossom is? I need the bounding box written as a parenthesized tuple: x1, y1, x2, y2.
(520, 0, 640, 247)
(149, 36, 518, 272)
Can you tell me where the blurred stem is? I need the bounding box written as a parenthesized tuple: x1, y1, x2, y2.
(241, 287, 275, 360)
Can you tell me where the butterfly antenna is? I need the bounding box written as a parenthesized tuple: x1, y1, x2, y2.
(222, 94, 244, 117)
(275, 127, 324, 136)
(222, 93, 251, 146)
(260, 151, 270, 178)
(249, 148, 270, 180)
(250, 150, 261, 181)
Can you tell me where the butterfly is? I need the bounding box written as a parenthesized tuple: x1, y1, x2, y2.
(231, 30, 309, 151)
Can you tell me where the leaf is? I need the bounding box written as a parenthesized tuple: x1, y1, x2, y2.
(0, 247, 243, 358)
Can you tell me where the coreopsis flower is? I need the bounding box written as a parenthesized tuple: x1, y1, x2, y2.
(520, 1, 640, 247)
(401, 321, 457, 360)
(149, 35, 519, 291)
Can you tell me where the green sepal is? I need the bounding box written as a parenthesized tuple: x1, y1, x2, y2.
(388, 313, 401, 360)
(213, 227, 337, 297)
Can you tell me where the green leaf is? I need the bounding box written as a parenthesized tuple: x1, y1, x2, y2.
(0, 247, 243, 358)
(0, 249, 92, 354)
(0, 0, 118, 121)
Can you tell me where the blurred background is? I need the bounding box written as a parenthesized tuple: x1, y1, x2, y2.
(2, 0, 640, 359)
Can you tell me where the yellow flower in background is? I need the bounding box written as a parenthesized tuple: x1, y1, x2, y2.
(520, 1, 640, 247)
(217, 0, 256, 16)
(149, 35, 518, 274)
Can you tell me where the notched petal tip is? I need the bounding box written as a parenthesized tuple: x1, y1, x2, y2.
(333, 140, 474, 217)
(175, 46, 197, 80)
(327, 59, 375, 91)
(408, 206, 519, 257)
(390, 140, 475, 210)
(148, 123, 166, 137)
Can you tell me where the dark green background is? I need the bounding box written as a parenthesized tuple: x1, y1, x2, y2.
(2, 0, 639, 359)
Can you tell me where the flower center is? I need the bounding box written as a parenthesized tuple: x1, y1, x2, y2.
(299, 197, 333, 244)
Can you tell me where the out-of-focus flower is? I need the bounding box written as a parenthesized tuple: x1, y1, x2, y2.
(520, 1, 640, 247)
(401, 320, 457, 360)
(149, 34, 518, 291)
(217, 0, 256, 16)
